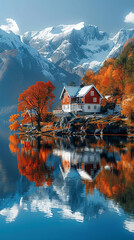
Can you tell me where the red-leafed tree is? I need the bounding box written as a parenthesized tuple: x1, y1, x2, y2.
(9, 81, 55, 131)
(18, 81, 55, 130)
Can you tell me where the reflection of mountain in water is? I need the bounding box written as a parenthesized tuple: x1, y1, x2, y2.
(0, 134, 134, 233)
(0, 176, 109, 223)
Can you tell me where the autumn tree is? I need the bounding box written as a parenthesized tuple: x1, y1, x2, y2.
(9, 81, 55, 131)
(82, 42, 134, 118)
(82, 70, 96, 85)
(121, 97, 134, 123)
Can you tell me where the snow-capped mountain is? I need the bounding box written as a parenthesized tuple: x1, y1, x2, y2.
(0, 19, 134, 117)
(0, 27, 79, 117)
(23, 22, 134, 76)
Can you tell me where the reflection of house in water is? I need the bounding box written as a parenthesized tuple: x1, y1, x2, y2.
(20, 138, 41, 156)
(53, 147, 101, 182)
(21, 139, 33, 152)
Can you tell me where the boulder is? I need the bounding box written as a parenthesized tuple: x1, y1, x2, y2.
(55, 120, 60, 128)
(85, 123, 97, 134)
(94, 129, 101, 135)
(69, 117, 85, 125)
(55, 129, 68, 136)
(85, 124, 96, 134)
(102, 123, 128, 135)
(60, 117, 68, 128)
(68, 127, 76, 134)
(55, 130, 63, 136)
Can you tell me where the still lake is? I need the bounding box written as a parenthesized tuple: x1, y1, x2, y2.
(0, 125, 134, 240)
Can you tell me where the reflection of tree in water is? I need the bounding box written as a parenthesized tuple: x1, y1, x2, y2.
(9, 134, 20, 153)
(9, 135, 54, 187)
(84, 142, 134, 215)
(9, 134, 134, 214)
(53, 136, 134, 215)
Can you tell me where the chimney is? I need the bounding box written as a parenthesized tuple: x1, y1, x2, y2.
(80, 83, 85, 88)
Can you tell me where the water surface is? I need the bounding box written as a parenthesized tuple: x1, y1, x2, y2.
(0, 128, 134, 240)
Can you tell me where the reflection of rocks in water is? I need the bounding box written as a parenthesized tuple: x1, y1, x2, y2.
(103, 136, 128, 146)
(7, 133, 134, 220)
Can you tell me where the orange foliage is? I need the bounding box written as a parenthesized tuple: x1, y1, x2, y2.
(17, 81, 55, 130)
(9, 134, 54, 187)
(9, 114, 20, 122)
(9, 121, 20, 131)
(112, 67, 125, 93)
(84, 146, 134, 202)
(82, 70, 95, 85)
(95, 169, 125, 198)
(122, 96, 134, 122)
(17, 146, 53, 187)
(101, 98, 108, 107)
(82, 56, 134, 111)
(9, 114, 21, 131)
(9, 144, 19, 153)
(9, 81, 55, 131)
(21, 113, 36, 125)
(9, 134, 20, 145)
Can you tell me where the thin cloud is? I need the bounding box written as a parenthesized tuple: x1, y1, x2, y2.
(0, 105, 17, 116)
(0, 18, 19, 35)
(124, 12, 134, 24)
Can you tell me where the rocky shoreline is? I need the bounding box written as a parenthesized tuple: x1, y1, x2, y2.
(41, 115, 134, 138)
(54, 116, 128, 137)
(20, 116, 134, 139)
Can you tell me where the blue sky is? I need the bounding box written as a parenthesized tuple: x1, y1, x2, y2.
(0, 0, 134, 34)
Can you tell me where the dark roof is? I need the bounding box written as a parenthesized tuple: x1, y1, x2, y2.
(60, 85, 102, 99)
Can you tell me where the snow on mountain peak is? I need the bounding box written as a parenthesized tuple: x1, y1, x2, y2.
(1, 19, 134, 80)
(21, 23, 132, 76)
(112, 28, 134, 44)
(47, 22, 85, 34)
(59, 22, 85, 32)
(0, 18, 20, 35)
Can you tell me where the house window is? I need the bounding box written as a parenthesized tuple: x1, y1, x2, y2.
(91, 91, 94, 96)
(88, 106, 90, 109)
(93, 97, 97, 102)
(94, 105, 96, 109)
(79, 98, 84, 103)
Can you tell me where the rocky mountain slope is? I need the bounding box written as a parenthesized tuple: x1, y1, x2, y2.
(0, 28, 79, 117)
(23, 22, 134, 76)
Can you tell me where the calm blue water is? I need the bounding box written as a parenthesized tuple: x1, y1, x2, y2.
(0, 125, 134, 240)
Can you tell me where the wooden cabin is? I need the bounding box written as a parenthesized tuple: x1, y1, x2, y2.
(60, 85, 102, 113)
